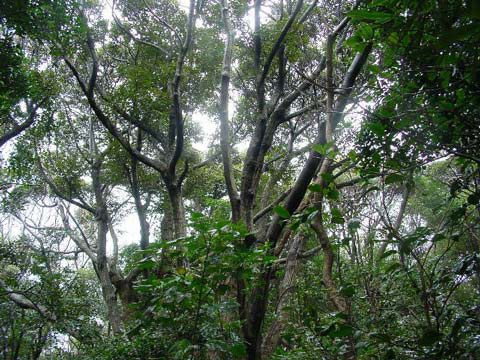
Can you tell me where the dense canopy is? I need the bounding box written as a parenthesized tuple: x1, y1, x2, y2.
(0, 0, 479, 359)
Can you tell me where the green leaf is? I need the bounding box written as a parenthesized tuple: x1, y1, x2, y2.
(331, 207, 344, 224)
(321, 173, 334, 183)
(171, 339, 191, 354)
(290, 220, 301, 230)
(331, 217, 345, 225)
(449, 179, 462, 196)
(387, 32, 399, 44)
(371, 332, 391, 343)
(435, 24, 479, 48)
(380, 249, 396, 260)
(450, 317, 465, 339)
(385, 159, 400, 170)
(453, 256, 474, 275)
(339, 284, 355, 297)
(273, 205, 291, 219)
(329, 323, 354, 338)
(344, 34, 369, 52)
(467, 192, 480, 205)
(385, 262, 402, 273)
(217, 284, 230, 295)
(348, 10, 394, 23)
(331, 207, 342, 218)
(176, 267, 187, 275)
(347, 150, 357, 161)
(418, 329, 442, 346)
(230, 343, 247, 358)
(385, 174, 404, 184)
(385, 349, 396, 359)
(190, 212, 204, 220)
(137, 259, 156, 270)
(312, 143, 325, 154)
(193, 222, 209, 232)
(368, 122, 386, 137)
(333, 312, 350, 320)
(450, 206, 466, 222)
(432, 233, 446, 243)
(312, 143, 331, 155)
(326, 188, 340, 201)
(319, 323, 335, 336)
(356, 23, 374, 39)
(308, 184, 323, 192)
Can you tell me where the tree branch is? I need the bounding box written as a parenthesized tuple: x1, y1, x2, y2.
(0, 97, 48, 148)
(259, 0, 304, 88)
(220, 0, 241, 221)
(0, 279, 56, 321)
(63, 57, 168, 173)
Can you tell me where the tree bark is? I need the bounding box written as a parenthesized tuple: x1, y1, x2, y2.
(92, 161, 123, 335)
(166, 183, 186, 239)
(262, 234, 307, 358)
(0, 280, 56, 321)
(161, 195, 175, 242)
(0, 98, 47, 149)
(377, 175, 413, 259)
(219, 0, 241, 222)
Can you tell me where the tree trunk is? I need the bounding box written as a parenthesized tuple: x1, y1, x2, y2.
(377, 177, 412, 259)
(167, 184, 186, 239)
(262, 234, 307, 359)
(92, 159, 122, 334)
(161, 196, 175, 242)
(96, 207, 123, 335)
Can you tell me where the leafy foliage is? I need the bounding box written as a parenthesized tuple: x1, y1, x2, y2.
(0, 0, 479, 359)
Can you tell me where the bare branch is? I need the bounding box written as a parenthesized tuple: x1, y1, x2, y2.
(58, 204, 97, 262)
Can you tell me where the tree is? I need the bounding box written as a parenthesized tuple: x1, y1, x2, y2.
(1, 0, 479, 359)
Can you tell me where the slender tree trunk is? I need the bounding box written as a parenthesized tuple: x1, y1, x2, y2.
(131, 130, 150, 251)
(92, 159, 122, 334)
(98, 208, 123, 333)
(219, 0, 240, 222)
(377, 178, 412, 259)
(96, 209, 122, 335)
(262, 234, 307, 358)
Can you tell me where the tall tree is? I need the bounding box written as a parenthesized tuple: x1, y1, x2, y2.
(1, 0, 479, 359)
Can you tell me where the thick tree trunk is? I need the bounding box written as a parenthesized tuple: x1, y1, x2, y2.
(161, 196, 175, 242)
(110, 274, 139, 322)
(167, 184, 186, 239)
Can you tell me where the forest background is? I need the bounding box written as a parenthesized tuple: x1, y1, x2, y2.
(0, 0, 479, 359)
